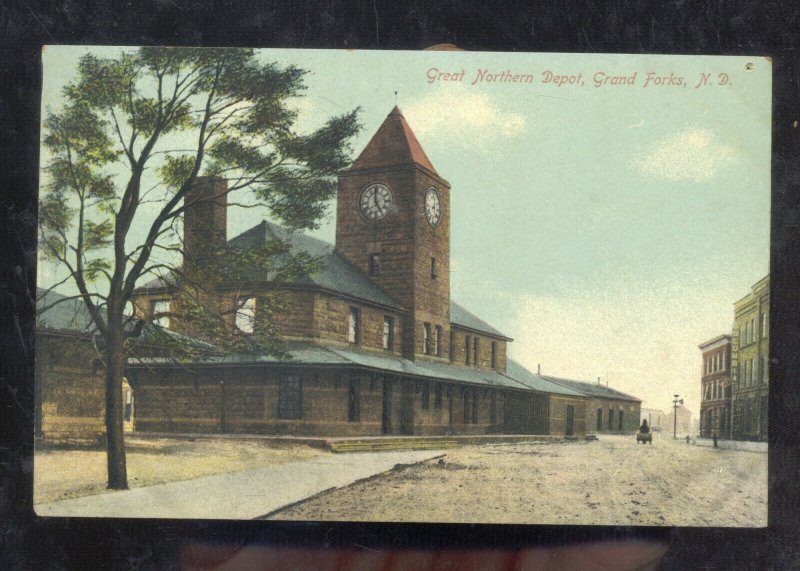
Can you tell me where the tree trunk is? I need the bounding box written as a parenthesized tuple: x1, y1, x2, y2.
(105, 340, 128, 490)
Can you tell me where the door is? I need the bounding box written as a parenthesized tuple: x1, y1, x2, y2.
(565, 404, 575, 436)
(399, 381, 414, 435)
(382, 378, 392, 434)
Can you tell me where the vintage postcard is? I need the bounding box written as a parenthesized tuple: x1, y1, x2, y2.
(34, 47, 770, 526)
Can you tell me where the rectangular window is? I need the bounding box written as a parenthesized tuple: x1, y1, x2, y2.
(279, 375, 302, 419)
(369, 253, 380, 276)
(491, 341, 497, 369)
(608, 408, 614, 430)
(431, 257, 437, 280)
(434, 325, 442, 356)
(761, 354, 768, 383)
(472, 388, 479, 424)
(490, 391, 497, 424)
(473, 337, 479, 366)
(421, 382, 430, 410)
(236, 297, 256, 333)
(463, 388, 470, 423)
(423, 322, 431, 354)
(450, 330, 456, 362)
(348, 380, 360, 422)
(383, 316, 394, 350)
(465, 335, 471, 365)
(618, 410, 624, 430)
(348, 307, 360, 344)
(151, 300, 170, 329)
(740, 326, 746, 348)
(761, 312, 768, 339)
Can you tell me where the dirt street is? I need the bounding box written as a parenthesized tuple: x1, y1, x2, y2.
(270, 435, 767, 526)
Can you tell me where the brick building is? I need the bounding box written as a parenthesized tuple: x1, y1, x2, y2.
(126, 107, 613, 438)
(539, 375, 641, 434)
(34, 289, 174, 444)
(731, 275, 769, 441)
(698, 334, 732, 439)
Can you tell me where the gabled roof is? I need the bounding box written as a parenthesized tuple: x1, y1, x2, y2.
(502, 360, 587, 397)
(230, 221, 404, 310)
(450, 301, 512, 340)
(346, 106, 438, 175)
(138, 221, 511, 340)
(138, 220, 404, 311)
(540, 374, 641, 402)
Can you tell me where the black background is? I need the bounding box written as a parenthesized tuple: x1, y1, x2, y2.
(1, 1, 799, 568)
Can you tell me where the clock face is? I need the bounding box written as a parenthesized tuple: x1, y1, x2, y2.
(425, 187, 441, 226)
(359, 183, 393, 220)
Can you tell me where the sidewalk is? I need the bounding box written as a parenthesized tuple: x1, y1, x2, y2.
(34, 449, 445, 519)
(693, 438, 767, 453)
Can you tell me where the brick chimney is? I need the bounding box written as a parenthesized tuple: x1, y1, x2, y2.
(183, 176, 228, 282)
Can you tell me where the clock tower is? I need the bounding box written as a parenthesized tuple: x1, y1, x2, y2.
(336, 107, 451, 360)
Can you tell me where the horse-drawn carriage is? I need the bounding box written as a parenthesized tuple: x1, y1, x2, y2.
(636, 431, 652, 444)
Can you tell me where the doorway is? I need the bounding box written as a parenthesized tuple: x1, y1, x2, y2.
(399, 381, 414, 435)
(566, 404, 575, 436)
(382, 378, 392, 434)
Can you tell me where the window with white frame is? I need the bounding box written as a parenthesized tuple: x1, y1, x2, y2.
(348, 307, 360, 344)
(151, 300, 170, 329)
(236, 297, 256, 333)
(383, 316, 394, 350)
(761, 312, 768, 339)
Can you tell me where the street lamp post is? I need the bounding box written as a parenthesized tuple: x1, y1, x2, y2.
(673, 394, 684, 439)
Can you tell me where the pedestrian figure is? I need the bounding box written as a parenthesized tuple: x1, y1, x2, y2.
(713, 433, 718, 448)
(685, 435, 690, 444)
(639, 419, 649, 434)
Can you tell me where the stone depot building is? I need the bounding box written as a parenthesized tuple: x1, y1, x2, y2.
(37, 107, 641, 442)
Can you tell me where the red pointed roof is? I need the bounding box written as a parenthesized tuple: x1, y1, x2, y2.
(348, 106, 438, 174)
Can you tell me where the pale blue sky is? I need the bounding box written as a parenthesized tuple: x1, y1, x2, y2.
(40, 47, 771, 414)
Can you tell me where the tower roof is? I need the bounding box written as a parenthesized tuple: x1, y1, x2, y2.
(347, 106, 438, 174)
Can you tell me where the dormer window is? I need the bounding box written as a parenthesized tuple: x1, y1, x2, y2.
(236, 297, 256, 334)
(369, 253, 380, 276)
